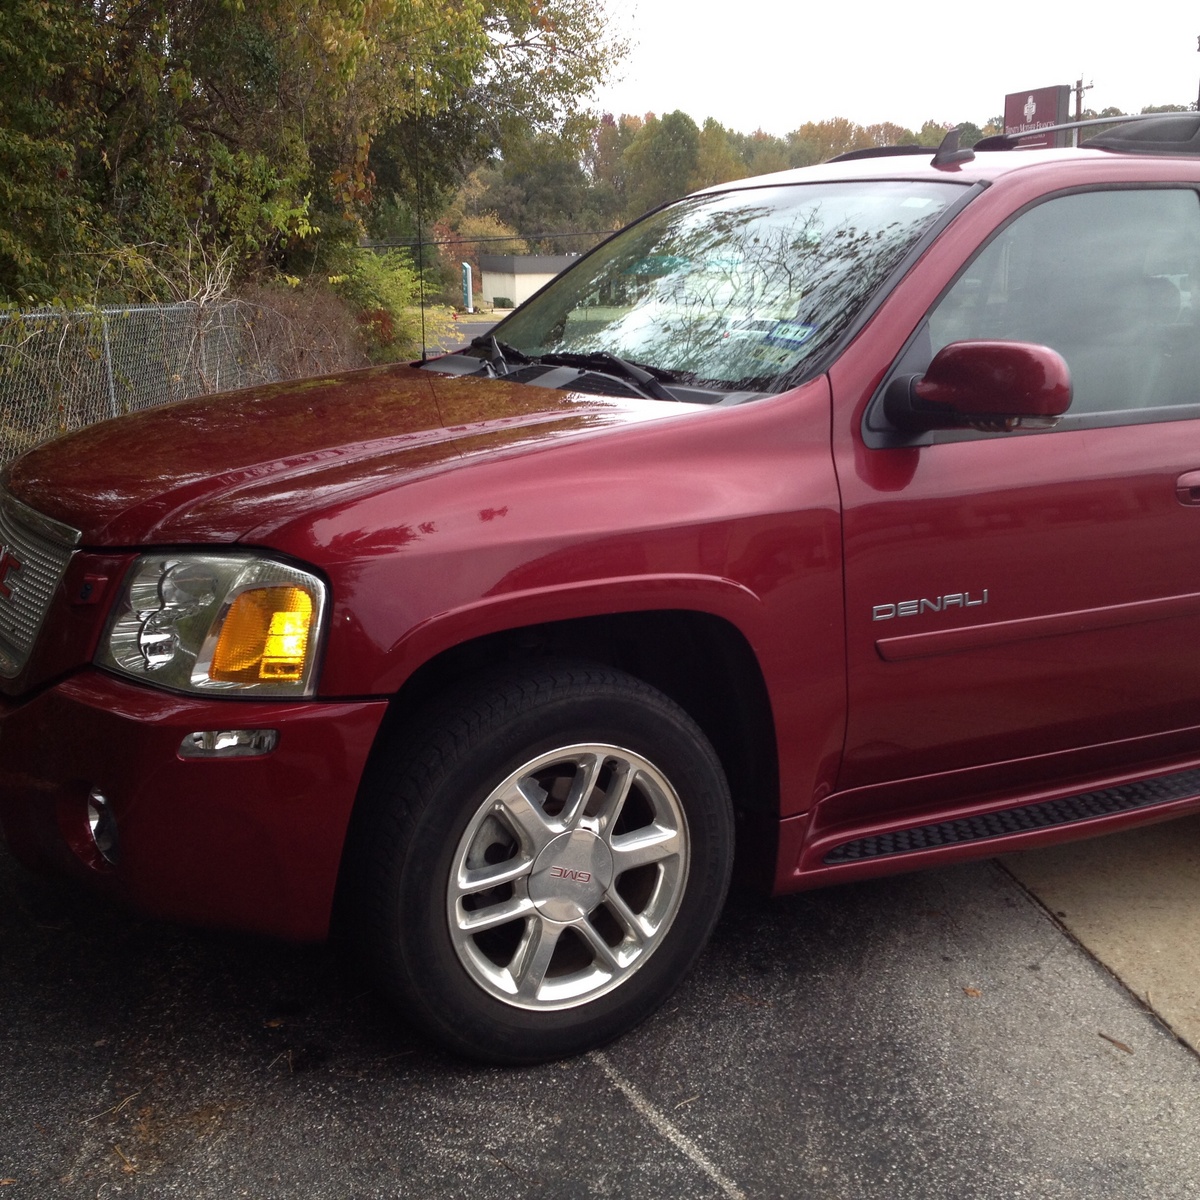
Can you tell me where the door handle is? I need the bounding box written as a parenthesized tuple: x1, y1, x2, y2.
(1176, 471, 1200, 505)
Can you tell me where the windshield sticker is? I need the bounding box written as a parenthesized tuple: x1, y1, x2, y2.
(764, 321, 817, 349)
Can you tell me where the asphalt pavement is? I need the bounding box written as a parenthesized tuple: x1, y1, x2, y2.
(431, 314, 499, 354)
(3, 818, 1199, 1199)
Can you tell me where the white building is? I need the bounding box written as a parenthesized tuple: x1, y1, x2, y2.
(478, 255, 578, 308)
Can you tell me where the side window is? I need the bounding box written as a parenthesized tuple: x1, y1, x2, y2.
(928, 189, 1200, 417)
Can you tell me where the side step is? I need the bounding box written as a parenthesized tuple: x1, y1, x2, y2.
(823, 765, 1200, 865)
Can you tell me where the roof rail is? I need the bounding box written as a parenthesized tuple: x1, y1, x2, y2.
(826, 113, 1200, 167)
(828, 144, 935, 162)
(972, 111, 1181, 151)
(828, 128, 975, 168)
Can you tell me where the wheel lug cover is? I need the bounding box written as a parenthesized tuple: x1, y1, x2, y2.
(529, 830, 614, 922)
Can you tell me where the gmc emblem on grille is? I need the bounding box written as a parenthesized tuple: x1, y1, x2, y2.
(0, 548, 21, 600)
(549, 866, 592, 884)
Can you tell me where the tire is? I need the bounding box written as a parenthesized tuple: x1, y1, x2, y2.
(349, 661, 734, 1064)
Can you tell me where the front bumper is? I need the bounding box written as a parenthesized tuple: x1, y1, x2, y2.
(0, 671, 388, 940)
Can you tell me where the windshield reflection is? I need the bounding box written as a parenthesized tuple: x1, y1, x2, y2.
(493, 181, 962, 393)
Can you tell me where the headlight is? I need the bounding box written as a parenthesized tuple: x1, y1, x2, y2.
(97, 554, 327, 697)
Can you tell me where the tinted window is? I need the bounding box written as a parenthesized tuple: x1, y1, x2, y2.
(928, 189, 1200, 416)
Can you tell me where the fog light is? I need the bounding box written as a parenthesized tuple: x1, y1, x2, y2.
(86, 789, 119, 865)
(179, 729, 279, 758)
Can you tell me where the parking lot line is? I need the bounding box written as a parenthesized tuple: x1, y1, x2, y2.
(590, 1050, 747, 1199)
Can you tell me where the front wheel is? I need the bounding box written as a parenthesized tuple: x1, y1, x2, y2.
(348, 663, 734, 1063)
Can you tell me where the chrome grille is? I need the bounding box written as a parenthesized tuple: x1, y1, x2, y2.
(0, 490, 81, 678)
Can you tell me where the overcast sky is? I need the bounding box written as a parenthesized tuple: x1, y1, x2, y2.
(591, 1, 1200, 135)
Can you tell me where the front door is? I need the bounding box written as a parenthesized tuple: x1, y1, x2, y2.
(836, 185, 1200, 795)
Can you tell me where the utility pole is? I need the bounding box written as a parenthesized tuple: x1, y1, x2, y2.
(1072, 78, 1092, 145)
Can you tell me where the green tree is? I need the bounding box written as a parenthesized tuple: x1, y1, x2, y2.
(0, 0, 625, 305)
(736, 129, 790, 176)
(622, 111, 701, 217)
(692, 119, 749, 190)
(329, 248, 427, 360)
(584, 113, 642, 221)
(0, 0, 100, 302)
(914, 120, 953, 147)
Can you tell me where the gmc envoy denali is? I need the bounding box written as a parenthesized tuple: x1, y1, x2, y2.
(4, 114, 1200, 1062)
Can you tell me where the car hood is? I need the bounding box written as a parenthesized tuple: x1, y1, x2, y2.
(5, 364, 689, 545)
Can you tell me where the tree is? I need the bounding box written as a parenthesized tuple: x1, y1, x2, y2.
(915, 120, 953, 146)
(0, 0, 626, 304)
(736, 129, 790, 176)
(955, 122, 985, 147)
(0, 0, 101, 302)
(692, 119, 749, 190)
(362, 0, 626, 255)
(786, 118, 872, 166)
(622, 111, 701, 217)
(583, 113, 642, 221)
(436, 213, 528, 300)
(864, 122, 918, 147)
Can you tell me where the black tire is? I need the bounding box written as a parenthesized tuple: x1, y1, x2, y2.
(348, 661, 734, 1064)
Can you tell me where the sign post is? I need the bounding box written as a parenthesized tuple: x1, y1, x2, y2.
(461, 263, 474, 314)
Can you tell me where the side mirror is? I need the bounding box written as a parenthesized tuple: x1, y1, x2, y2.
(885, 340, 1072, 433)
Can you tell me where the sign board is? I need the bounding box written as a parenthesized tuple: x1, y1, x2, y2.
(1004, 86, 1071, 148)
(461, 261, 474, 314)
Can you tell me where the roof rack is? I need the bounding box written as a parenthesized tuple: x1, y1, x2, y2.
(828, 144, 935, 162)
(826, 112, 1200, 168)
(973, 111, 1199, 153)
(830, 129, 974, 169)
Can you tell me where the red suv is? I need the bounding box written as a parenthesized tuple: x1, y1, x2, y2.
(4, 114, 1200, 1063)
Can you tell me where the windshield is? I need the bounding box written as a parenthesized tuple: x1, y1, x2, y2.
(492, 180, 964, 393)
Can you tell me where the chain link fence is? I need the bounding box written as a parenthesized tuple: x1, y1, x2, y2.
(0, 298, 367, 468)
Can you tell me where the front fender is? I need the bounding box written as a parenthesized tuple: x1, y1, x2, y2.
(373, 572, 765, 695)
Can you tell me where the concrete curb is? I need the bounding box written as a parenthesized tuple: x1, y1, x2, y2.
(1003, 814, 1200, 1055)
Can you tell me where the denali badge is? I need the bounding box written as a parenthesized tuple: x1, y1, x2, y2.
(873, 589, 989, 621)
(0, 548, 22, 600)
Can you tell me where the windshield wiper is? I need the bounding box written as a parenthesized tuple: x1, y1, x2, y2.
(469, 335, 531, 375)
(537, 351, 678, 401)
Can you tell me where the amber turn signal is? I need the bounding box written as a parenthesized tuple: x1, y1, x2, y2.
(210, 587, 314, 683)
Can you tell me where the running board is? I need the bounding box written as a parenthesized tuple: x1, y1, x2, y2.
(823, 765, 1200, 865)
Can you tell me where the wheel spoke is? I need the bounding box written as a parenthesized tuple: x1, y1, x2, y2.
(558, 752, 606, 829)
(586, 758, 636, 835)
(602, 891, 653, 945)
(494, 775, 559, 853)
(574, 915, 624, 970)
(454, 856, 534, 901)
(455, 893, 535, 934)
(512, 917, 564, 999)
(610, 824, 682, 872)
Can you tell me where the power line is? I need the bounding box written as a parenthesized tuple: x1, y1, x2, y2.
(363, 231, 619, 250)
